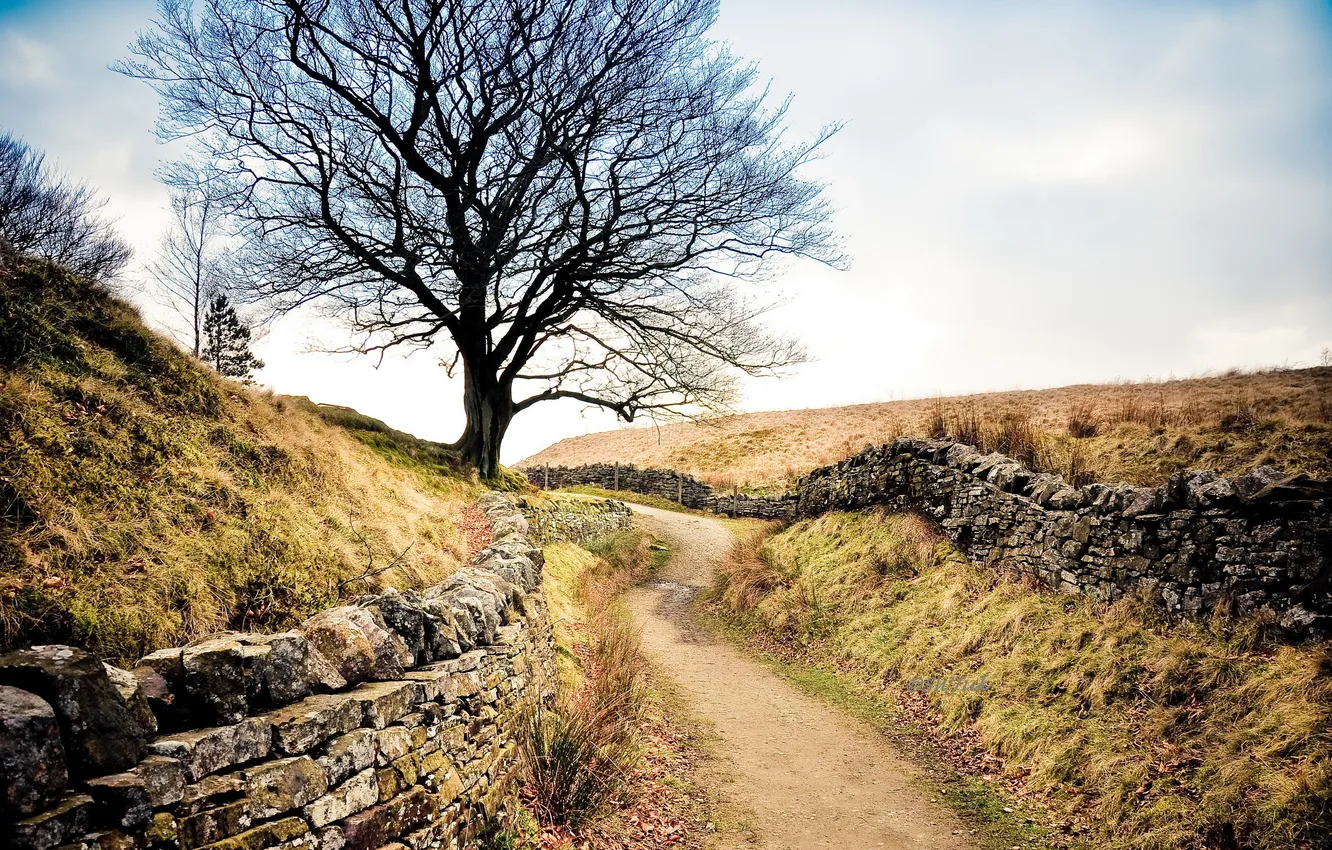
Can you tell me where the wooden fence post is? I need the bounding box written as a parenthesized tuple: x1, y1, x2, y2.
(613, 462, 620, 491)
(543, 464, 549, 489)
(677, 471, 683, 505)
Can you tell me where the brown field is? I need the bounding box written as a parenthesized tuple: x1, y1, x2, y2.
(520, 367, 1332, 491)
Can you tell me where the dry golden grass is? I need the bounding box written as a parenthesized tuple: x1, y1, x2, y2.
(712, 510, 1332, 849)
(0, 251, 480, 663)
(522, 368, 1332, 490)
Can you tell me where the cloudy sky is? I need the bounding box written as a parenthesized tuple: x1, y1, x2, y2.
(1, 0, 1329, 463)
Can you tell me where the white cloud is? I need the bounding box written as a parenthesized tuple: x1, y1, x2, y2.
(0, 30, 56, 88)
(1, 0, 1329, 464)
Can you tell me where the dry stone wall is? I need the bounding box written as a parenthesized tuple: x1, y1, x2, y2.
(517, 496, 634, 546)
(526, 463, 797, 519)
(801, 438, 1332, 634)
(526, 439, 1331, 634)
(0, 494, 553, 850)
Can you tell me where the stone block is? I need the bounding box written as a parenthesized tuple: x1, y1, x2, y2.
(317, 729, 378, 786)
(0, 646, 150, 778)
(350, 681, 416, 729)
(85, 771, 152, 830)
(191, 816, 310, 850)
(338, 787, 436, 850)
(0, 685, 67, 817)
(373, 727, 412, 766)
(148, 717, 271, 781)
(238, 633, 313, 708)
(178, 799, 252, 849)
(267, 693, 366, 756)
(182, 637, 249, 726)
(102, 664, 158, 737)
(302, 769, 378, 828)
(246, 756, 329, 819)
(134, 754, 186, 807)
(10, 793, 95, 850)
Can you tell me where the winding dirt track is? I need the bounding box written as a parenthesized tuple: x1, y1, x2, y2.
(625, 505, 976, 850)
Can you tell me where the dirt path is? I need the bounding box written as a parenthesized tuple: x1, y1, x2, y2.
(625, 505, 977, 850)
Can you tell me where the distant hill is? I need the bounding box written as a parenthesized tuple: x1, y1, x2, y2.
(0, 248, 487, 663)
(520, 368, 1332, 491)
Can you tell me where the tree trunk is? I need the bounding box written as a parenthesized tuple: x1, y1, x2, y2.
(453, 359, 513, 480)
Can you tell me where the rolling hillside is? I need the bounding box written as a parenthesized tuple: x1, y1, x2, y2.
(521, 368, 1332, 491)
(0, 248, 490, 663)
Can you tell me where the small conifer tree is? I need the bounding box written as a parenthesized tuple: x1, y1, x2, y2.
(202, 293, 264, 381)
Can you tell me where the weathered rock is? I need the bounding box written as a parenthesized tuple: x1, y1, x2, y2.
(304, 645, 348, 693)
(134, 647, 186, 731)
(9, 792, 94, 850)
(302, 768, 378, 828)
(147, 716, 271, 781)
(85, 771, 152, 830)
(348, 681, 416, 729)
(418, 598, 463, 661)
(362, 590, 427, 665)
(103, 663, 158, 736)
(267, 693, 365, 756)
(134, 755, 186, 807)
(300, 608, 386, 685)
(238, 632, 313, 707)
(182, 636, 249, 726)
(245, 755, 329, 819)
(0, 685, 67, 817)
(317, 729, 378, 786)
(0, 645, 150, 777)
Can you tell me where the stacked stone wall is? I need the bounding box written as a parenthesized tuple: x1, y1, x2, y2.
(800, 438, 1331, 632)
(525, 463, 797, 519)
(0, 495, 553, 850)
(517, 496, 634, 546)
(524, 440, 1331, 633)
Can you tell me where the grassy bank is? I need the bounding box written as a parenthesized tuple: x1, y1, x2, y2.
(708, 510, 1332, 850)
(0, 251, 483, 663)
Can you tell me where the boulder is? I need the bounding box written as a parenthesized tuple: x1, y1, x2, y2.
(0, 645, 150, 777)
(0, 685, 67, 818)
(302, 607, 411, 685)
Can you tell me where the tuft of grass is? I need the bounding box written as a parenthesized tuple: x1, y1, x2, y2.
(710, 509, 1332, 850)
(0, 251, 480, 663)
(522, 534, 657, 827)
(1066, 402, 1099, 438)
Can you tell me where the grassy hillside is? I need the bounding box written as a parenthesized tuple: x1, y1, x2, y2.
(0, 249, 486, 664)
(710, 511, 1332, 850)
(521, 369, 1332, 491)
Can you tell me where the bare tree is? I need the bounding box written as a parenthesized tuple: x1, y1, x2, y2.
(0, 133, 132, 282)
(120, 0, 843, 477)
(148, 181, 231, 356)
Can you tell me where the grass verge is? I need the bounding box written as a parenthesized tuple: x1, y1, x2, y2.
(496, 532, 735, 848)
(706, 510, 1332, 850)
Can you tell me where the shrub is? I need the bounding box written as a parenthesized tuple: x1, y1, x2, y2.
(0, 135, 131, 281)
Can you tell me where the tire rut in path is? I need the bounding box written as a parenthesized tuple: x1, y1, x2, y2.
(624, 505, 977, 850)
